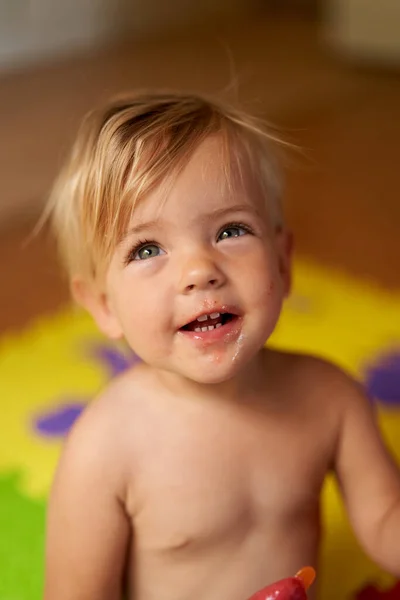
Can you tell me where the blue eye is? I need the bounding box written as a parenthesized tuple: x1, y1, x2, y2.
(217, 225, 249, 241)
(134, 244, 164, 260)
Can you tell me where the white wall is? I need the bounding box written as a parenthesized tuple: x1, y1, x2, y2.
(0, 0, 251, 71)
(325, 0, 400, 62)
(0, 0, 126, 70)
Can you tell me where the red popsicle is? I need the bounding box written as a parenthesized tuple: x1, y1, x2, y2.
(246, 567, 316, 600)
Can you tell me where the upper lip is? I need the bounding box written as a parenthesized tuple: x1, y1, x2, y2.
(177, 305, 241, 330)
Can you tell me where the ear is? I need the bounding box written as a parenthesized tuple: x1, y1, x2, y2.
(275, 227, 293, 298)
(71, 277, 124, 340)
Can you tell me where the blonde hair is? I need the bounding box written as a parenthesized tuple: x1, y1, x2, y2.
(44, 90, 286, 282)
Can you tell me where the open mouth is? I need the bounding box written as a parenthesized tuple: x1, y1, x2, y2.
(180, 312, 236, 333)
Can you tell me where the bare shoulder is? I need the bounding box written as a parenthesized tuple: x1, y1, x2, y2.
(54, 362, 152, 499)
(265, 348, 368, 416)
(66, 363, 143, 435)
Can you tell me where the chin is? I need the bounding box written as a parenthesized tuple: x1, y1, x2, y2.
(179, 355, 251, 385)
(188, 371, 234, 385)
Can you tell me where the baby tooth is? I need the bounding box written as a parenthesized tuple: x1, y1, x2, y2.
(215, 323, 222, 328)
(201, 326, 208, 332)
(194, 327, 201, 332)
(208, 325, 214, 331)
(197, 314, 208, 322)
(210, 312, 220, 319)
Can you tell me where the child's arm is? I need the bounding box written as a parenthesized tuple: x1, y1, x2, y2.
(44, 402, 130, 600)
(333, 373, 400, 575)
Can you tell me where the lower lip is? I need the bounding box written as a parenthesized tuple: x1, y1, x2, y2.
(178, 316, 242, 344)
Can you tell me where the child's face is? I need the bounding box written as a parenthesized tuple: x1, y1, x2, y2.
(91, 137, 291, 384)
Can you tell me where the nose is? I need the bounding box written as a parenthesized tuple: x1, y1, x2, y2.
(179, 252, 226, 294)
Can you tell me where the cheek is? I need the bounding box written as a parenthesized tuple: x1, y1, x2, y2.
(110, 277, 159, 335)
(238, 249, 283, 306)
(253, 278, 284, 318)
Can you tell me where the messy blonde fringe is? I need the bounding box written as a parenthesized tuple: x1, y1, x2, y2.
(43, 90, 287, 282)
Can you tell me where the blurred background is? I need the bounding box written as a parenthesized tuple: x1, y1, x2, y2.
(0, 0, 399, 333)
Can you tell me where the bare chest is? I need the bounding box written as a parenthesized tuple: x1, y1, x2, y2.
(129, 410, 331, 553)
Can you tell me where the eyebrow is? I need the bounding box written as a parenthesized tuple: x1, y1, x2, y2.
(205, 204, 261, 220)
(118, 219, 161, 246)
(120, 204, 260, 244)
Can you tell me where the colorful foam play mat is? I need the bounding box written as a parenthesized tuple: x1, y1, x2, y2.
(1, 260, 400, 600)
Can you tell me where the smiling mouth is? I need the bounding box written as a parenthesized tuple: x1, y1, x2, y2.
(180, 312, 236, 332)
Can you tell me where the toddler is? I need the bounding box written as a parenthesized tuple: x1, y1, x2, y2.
(43, 91, 400, 600)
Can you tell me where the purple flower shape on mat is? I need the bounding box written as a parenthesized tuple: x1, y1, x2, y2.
(365, 350, 400, 406)
(34, 400, 86, 437)
(89, 343, 140, 378)
(33, 341, 140, 438)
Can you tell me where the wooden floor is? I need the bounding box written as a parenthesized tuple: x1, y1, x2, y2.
(1, 15, 399, 334)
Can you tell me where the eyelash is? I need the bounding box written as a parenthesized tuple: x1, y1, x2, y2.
(217, 222, 254, 238)
(124, 238, 156, 265)
(123, 222, 254, 265)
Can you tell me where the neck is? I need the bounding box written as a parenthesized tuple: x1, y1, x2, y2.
(155, 349, 267, 404)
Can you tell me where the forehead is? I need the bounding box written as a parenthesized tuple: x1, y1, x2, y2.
(131, 135, 264, 226)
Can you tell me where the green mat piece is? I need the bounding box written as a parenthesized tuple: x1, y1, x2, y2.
(0, 473, 46, 600)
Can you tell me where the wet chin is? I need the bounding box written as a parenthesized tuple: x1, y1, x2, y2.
(173, 350, 252, 385)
